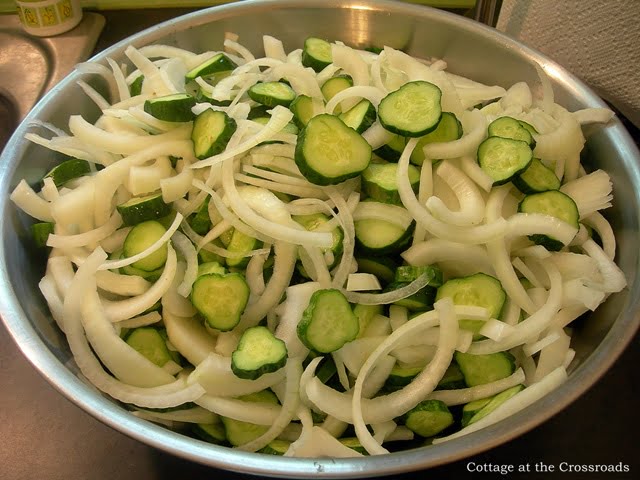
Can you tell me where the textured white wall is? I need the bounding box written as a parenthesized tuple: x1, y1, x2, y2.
(496, 0, 640, 127)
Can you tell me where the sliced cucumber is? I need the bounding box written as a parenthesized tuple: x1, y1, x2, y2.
(435, 362, 466, 390)
(231, 326, 288, 380)
(42, 158, 91, 188)
(383, 281, 437, 311)
(117, 248, 164, 282)
(293, 213, 344, 265)
(259, 439, 291, 455)
(295, 114, 371, 186)
(301, 37, 333, 72)
(248, 81, 296, 108)
(129, 75, 144, 96)
(463, 384, 525, 426)
(455, 351, 516, 387)
(436, 273, 506, 336)
(143, 93, 196, 122)
(378, 81, 442, 137)
(477, 136, 532, 186)
(512, 157, 560, 194)
(375, 134, 406, 162)
(290, 94, 316, 128)
(122, 220, 168, 272)
(518, 190, 579, 251)
(353, 304, 383, 337)
(196, 87, 232, 107)
(362, 162, 420, 205)
(185, 52, 237, 81)
(355, 213, 415, 256)
(339, 99, 377, 134)
(189, 197, 211, 235)
(321, 75, 353, 103)
(394, 265, 444, 286)
(460, 397, 493, 427)
(340, 437, 368, 455)
(386, 364, 423, 388)
(31, 222, 54, 248)
(192, 422, 227, 445)
(410, 112, 463, 165)
(402, 400, 454, 437)
(124, 327, 172, 367)
(356, 256, 398, 285)
(225, 229, 260, 268)
(191, 109, 237, 160)
(117, 192, 172, 226)
(190, 273, 250, 331)
(252, 116, 299, 139)
(488, 116, 535, 148)
(297, 289, 359, 353)
(221, 390, 279, 447)
(197, 261, 227, 277)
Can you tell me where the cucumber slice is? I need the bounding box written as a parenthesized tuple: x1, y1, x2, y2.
(295, 114, 371, 186)
(383, 281, 437, 311)
(195, 87, 232, 107)
(190, 273, 250, 331)
(402, 400, 454, 437)
(435, 362, 466, 390)
(464, 384, 525, 426)
(248, 81, 296, 108)
(362, 162, 420, 205)
(252, 116, 299, 137)
(477, 136, 533, 186)
(410, 112, 463, 165)
(386, 364, 423, 388)
(290, 94, 316, 128)
(301, 37, 333, 72)
(225, 229, 260, 268)
(353, 304, 383, 337)
(293, 213, 344, 263)
(460, 397, 493, 427)
(488, 116, 535, 148)
(355, 215, 415, 256)
(143, 93, 196, 122)
(339, 437, 368, 455)
(355, 256, 398, 285)
(117, 193, 172, 226)
(124, 327, 172, 367)
(455, 351, 516, 387)
(185, 52, 237, 81)
(221, 390, 279, 447)
(518, 190, 580, 251)
(191, 109, 237, 160)
(259, 439, 291, 455)
(198, 240, 226, 266)
(192, 422, 227, 445)
(188, 197, 211, 235)
(42, 158, 91, 187)
(129, 75, 144, 96)
(231, 326, 288, 380)
(378, 81, 443, 137)
(436, 273, 506, 335)
(339, 99, 377, 134)
(31, 222, 54, 248)
(512, 157, 561, 194)
(297, 289, 359, 353)
(197, 261, 227, 277)
(122, 220, 168, 272)
(374, 134, 406, 162)
(517, 120, 538, 136)
(394, 265, 444, 286)
(321, 74, 353, 103)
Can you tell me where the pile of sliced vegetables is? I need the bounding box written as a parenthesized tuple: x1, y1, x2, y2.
(10, 33, 626, 457)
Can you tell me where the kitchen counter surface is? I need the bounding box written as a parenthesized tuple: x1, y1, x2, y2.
(1, 7, 638, 480)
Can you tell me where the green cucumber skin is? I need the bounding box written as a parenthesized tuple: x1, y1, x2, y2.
(477, 136, 533, 186)
(117, 194, 172, 227)
(143, 94, 196, 122)
(191, 109, 237, 160)
(294, 114, 372, 186)
(185, 53, 237, 81)
(355, 220, 416, 257)
(518, 190, 579, 251)
(301, 37, 333, 72)
(42, 158, 92, 188)
(378, 81, 443, 137)
(231, 326, 288, 380)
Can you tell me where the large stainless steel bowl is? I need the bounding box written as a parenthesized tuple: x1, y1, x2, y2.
(0, 0, 638, 477)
